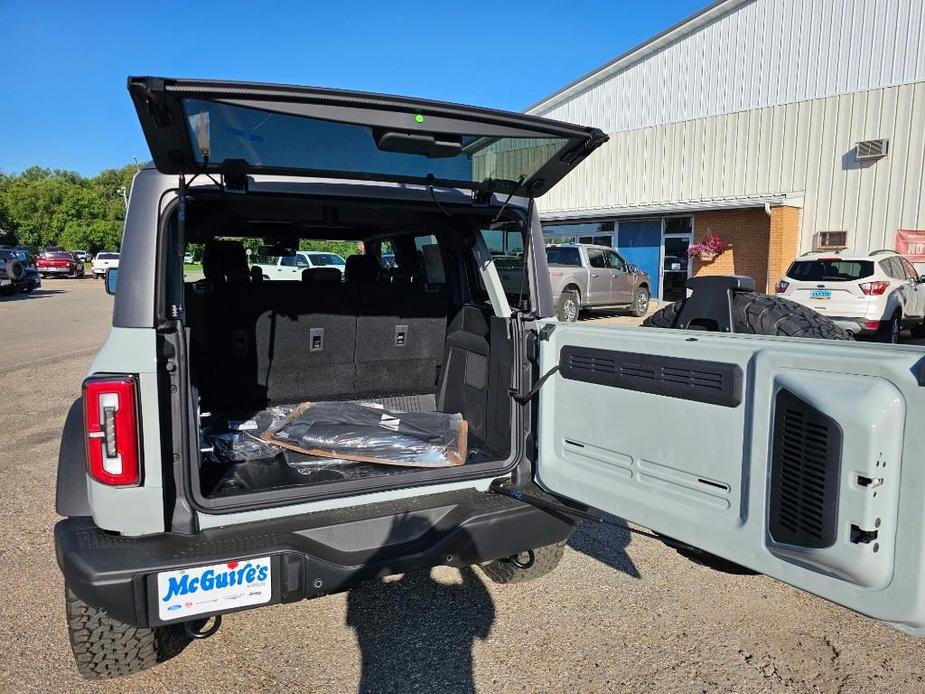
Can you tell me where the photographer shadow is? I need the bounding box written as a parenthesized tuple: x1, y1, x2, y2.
(345, 517, 495, 694)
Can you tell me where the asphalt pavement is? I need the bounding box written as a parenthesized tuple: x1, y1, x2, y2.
(1, 280, 924, 693)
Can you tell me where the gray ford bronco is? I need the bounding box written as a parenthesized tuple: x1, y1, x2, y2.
(55, 77, 925, 679)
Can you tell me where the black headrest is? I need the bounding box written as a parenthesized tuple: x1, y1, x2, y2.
(302, 267, 342, 285)
(201, 240, 251, 285)
(250, 266, 264, 284)
(345, 254, 380, 284)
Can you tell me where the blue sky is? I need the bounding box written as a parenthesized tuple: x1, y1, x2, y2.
(0, 0, 705, 176)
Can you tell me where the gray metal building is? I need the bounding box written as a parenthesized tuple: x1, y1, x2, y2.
(527, 0, 925, 300)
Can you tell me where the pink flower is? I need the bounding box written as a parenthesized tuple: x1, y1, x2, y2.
(688, 233, 730, 256)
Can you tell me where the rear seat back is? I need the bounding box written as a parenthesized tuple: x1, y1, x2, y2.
(187, 251, 449, 408)
(353, 279, 448, 398)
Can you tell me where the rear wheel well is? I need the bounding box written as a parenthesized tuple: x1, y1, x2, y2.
(562, 284, 581, 300)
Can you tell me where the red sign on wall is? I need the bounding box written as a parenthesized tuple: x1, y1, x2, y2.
(895, 229, 925, 261)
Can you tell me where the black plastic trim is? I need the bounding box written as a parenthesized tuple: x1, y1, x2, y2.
(559, 346, 743, 408)
(55, 488, 574, 627)
(768, 389, 842, 548)
(55, 398, 92, 517)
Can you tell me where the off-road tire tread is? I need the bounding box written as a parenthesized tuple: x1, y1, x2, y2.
(65, 587, 185, 679)
(642, 292, 854, 340)
(479, 540, 566, 584)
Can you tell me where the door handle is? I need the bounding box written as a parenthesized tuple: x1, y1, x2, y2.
(591, 273, 600, 278)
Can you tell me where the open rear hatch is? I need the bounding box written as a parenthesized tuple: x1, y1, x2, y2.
(128, 76, 607, 196)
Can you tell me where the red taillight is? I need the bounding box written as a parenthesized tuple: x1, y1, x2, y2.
(775, 279, 790, 294)
(82, 375, 141, 487)
(859, 280, 890, 296)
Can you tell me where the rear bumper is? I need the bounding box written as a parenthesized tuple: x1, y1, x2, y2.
(827, 317, 883, 335)
(55, 487, 574, 627)
(39, 266, 74, 274)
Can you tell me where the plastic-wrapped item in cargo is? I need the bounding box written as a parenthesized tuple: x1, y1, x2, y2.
(260, 401, 468, 467)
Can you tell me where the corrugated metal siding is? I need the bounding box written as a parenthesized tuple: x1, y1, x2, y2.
(532, 0, 925, 133)
(538, 82, 925, 253)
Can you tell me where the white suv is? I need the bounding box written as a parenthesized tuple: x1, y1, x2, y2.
(775, 250, 925, 341)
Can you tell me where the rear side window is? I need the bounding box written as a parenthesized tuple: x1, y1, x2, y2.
(787, 259, 874, 281)
(545, 246, 581, 266)
(899, 257, 919, 281)
(587, 249, 606, 269)
(879, 257, 905, 279)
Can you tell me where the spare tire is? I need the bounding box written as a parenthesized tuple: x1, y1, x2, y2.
(643, 291, 854, 340)
(4, 259, 24, 281)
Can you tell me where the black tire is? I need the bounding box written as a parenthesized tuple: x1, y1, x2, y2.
(878, 311, 902, 344)
(556, 289, 581, 322)
(65, 587, 192, 679)
(630, 285, 650, 318)
(479, 540, 566, 584)
(643, 291, 854, 340)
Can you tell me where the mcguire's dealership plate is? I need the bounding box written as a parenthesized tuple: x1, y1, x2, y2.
(156, 557, 271, 620)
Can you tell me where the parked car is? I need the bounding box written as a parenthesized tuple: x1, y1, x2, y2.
(43, 245, 65, 254)
(545, 243, 651, 321)
(73, 250, 90, 262)
(0, 248, 28, 295)
(251, 250, 347, 279)
(55, 76, 925, 680)
(91, 251, 120, 278)
(36, 251, 85, 278)
(775, 249, 925, 342)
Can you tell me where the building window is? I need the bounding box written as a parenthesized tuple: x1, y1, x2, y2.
(543, 221, 615, 247)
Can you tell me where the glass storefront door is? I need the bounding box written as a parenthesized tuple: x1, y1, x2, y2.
(662, 217, 693, 302)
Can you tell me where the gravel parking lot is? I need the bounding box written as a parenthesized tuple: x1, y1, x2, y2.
(2, 281, 924, 693)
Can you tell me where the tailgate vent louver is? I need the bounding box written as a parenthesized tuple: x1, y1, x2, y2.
(559, 347, 742, 407)
(768, 390, 842, 548)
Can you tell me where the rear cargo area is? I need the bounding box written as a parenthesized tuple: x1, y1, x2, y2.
(182, 223, 517, 504)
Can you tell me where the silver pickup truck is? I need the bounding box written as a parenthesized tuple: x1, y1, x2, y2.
(546, 243, 651, 321)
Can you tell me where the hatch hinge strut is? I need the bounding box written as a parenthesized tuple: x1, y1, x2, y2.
(489, 480, 690, 550)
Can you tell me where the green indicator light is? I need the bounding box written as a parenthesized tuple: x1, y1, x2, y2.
(415, 114, 424, 123)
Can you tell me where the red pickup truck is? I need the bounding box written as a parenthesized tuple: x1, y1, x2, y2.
(36, 251, 85, 279)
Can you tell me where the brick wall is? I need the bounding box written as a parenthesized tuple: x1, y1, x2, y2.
(691, 209, 772, 293)
(768, 206, 801, 290)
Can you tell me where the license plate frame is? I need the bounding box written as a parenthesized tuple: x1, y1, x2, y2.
(154, 556, 273, 622)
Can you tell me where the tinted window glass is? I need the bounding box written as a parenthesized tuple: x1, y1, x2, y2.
(545, 246, 582, 266)
(900, 257, 919, 280)
(308, 253, 345, 266)
(788, 259, 874, 281)
(184, 99, 568, 187)
(280, 255, 298, 267)
(606, 251, 626, 270)
(587, 249, 606, 268)
(879, 258, 902, 279)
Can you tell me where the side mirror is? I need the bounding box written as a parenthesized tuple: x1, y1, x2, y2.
(105, 267, 118, 295)
(919, 275, 925, 284)
(627, 264, 639, 273)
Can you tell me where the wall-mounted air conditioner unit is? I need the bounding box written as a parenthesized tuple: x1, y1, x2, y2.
(856, 139, 889, 161)
(814, 231, 848, 251)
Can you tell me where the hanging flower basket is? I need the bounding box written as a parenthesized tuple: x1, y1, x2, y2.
(688, 233, 730, 262)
